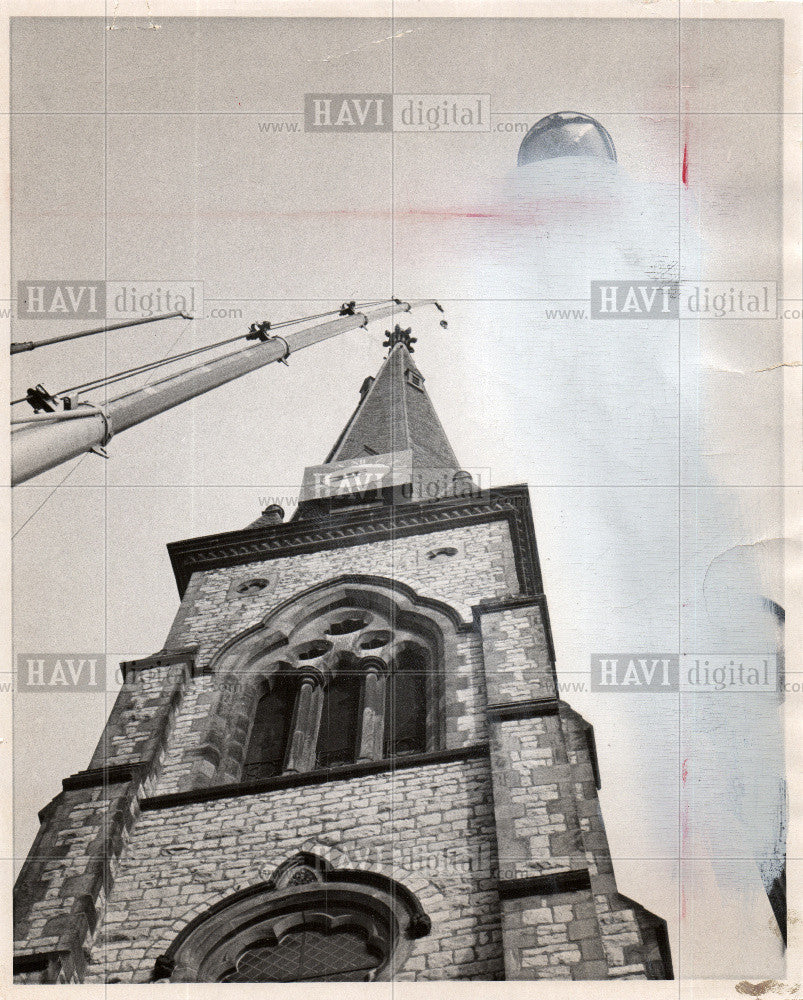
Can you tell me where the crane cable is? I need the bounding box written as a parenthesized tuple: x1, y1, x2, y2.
(106, 301, 393, 402)
(11, 300, 393, 407)
(10, 310, 191, 355)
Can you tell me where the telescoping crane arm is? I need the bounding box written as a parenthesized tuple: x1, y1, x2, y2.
(11, 299, 441, 486)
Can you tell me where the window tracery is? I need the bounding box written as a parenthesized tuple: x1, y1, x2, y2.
(153, 863, 431, 983)
(196, 579, 460, 789)
(238, 603, 437, 780)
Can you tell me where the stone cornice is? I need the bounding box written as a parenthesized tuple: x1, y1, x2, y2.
(167, 485, 545, 600)
(61, 763, 144, 792)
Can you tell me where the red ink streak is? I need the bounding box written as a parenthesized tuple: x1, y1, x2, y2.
(682, 758, 689, 784)
(682, 143, 689, 186)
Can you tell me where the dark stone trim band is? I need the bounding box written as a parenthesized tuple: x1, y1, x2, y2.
(473, 595, 544, 616)
(487, 697, 560, 722)
(62, 763, 143, 791)
(13, 952, 53, 974)
(120, 646, 198, 682)
(498, 869, 592, 900)
(12, 949, 84, 983)
(13, 939, 90, 983)
(142, 744, 490, 811)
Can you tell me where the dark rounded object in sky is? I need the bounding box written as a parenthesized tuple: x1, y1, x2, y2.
(517, 112, 617, 167)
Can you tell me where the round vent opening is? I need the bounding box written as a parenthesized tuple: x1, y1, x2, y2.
(236, 578, 270, 595)
(426, 547, 458, 560)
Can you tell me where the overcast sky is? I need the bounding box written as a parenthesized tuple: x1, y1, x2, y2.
(9, 15, 788, 977)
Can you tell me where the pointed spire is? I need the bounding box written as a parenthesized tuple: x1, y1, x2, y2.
(295, 330, 467, 514)
(327, 337, 459, 473)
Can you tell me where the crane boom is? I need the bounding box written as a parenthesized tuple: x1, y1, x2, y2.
(11, 300, 434, 486)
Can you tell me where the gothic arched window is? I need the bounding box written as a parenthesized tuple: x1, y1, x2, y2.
(153, 869, 432, 983)
(384, 649, 428, 758)
(200, 582, 454, 788)
(316, 672, 361, 768)
(243, 678, 296, 780)
(218, 909, 385, 982)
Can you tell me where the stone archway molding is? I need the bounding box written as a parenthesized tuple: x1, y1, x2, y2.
(151, 860, 431, 983)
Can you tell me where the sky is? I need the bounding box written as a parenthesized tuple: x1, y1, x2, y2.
(9, 14, 789, 978)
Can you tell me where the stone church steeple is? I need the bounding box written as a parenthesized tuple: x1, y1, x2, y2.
(14, 333, 672, 984)
(294, 325, 466, 520)
(325, 326, 460, 473)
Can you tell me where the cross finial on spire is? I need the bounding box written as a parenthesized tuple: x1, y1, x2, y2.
(382, 324, 417, 354)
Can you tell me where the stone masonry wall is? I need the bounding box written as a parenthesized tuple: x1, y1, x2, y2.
(15, 519, 512, 983)
(15, 501, 671, 983)
(164, 521, 519, 671)
(84, 757, 504, 983)
(490, 714, 588, 880)
(476, 602, 670, 980)
(88, 662, 187, 771)
(146, 521, 510, 796)
(479, 603, 555, 706)
(13, 773, 147, 984)
(502, 890, 608, 980)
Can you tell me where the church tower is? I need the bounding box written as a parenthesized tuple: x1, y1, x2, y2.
(13, 326, 672, 983)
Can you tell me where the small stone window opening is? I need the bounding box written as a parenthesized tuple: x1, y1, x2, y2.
(316, 672, 362, 768)
(242, 678, 296, 781)
(384, 649, 428, 757)
(426, 546, 458, 561)
(405, 369, 425, 391)
(237, 578, 270, 595)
